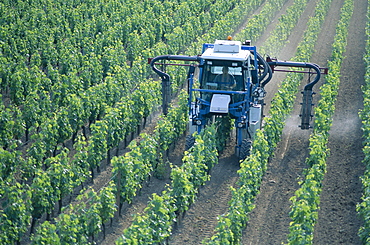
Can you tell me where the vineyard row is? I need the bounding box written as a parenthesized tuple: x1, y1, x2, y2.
(357, 0, 370, 243)
(287, 0, 354, 243)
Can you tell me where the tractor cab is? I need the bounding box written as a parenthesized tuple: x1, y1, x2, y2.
(197, 59, 256, 114)
(189, 40, 262, 130)
(199, 39, 257, 91)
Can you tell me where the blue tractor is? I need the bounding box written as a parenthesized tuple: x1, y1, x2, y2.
(150, 39, 327, 160)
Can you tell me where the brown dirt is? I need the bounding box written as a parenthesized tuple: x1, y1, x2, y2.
(98, 0, 368, 244)
(313, 0, 368, 243)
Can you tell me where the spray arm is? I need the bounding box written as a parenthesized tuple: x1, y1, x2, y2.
(267, 59, 322, 90)
(266, 58, 327, 129)
(150, 55, 200, 80)
(149, 55, 200, 114)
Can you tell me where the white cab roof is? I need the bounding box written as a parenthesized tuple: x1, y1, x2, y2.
(201, 40, 251, 61)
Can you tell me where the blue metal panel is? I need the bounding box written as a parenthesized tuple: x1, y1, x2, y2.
(202, 43, 214, 53)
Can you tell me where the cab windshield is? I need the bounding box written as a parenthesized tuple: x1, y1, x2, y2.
(200, 61, 246, 91)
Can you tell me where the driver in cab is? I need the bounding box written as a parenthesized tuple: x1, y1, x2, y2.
(214, 66, 236, 90)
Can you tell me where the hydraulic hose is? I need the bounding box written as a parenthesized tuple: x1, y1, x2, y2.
(256, 52, 273, 87)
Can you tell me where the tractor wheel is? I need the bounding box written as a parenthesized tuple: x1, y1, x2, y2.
(239, 138, 252, 160)
(185, 135, 195, 151)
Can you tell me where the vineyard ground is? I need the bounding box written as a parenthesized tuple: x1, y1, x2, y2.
(242, 0, 367, 244)
(313, 0, 367, 243)
(95, 0, 368, 244)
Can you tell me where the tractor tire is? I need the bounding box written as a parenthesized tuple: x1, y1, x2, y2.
(185, 135, 195, 151)
(239, 138, 252, 160)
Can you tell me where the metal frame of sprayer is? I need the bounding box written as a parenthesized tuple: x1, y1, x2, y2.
(149, 39, 328, 159)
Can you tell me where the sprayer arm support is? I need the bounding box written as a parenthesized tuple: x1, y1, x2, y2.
(267, 60, 321, 91)
(150, 55, 201, 80)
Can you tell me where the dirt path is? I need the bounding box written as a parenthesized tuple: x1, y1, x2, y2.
(313, 0, 368, 243)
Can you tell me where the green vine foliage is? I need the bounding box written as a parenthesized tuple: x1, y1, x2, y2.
(0, 0, 264, 241)
(98, 182, 117, 237)
(287, 0, 353, 243)
(357, 0, 370, 243)
(117, 124, 218, 244)
(0, 180, 32, 244)
(235, 0, 286, 44)
(31, 221, 60, 245)
(0, 0, 356, 243)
